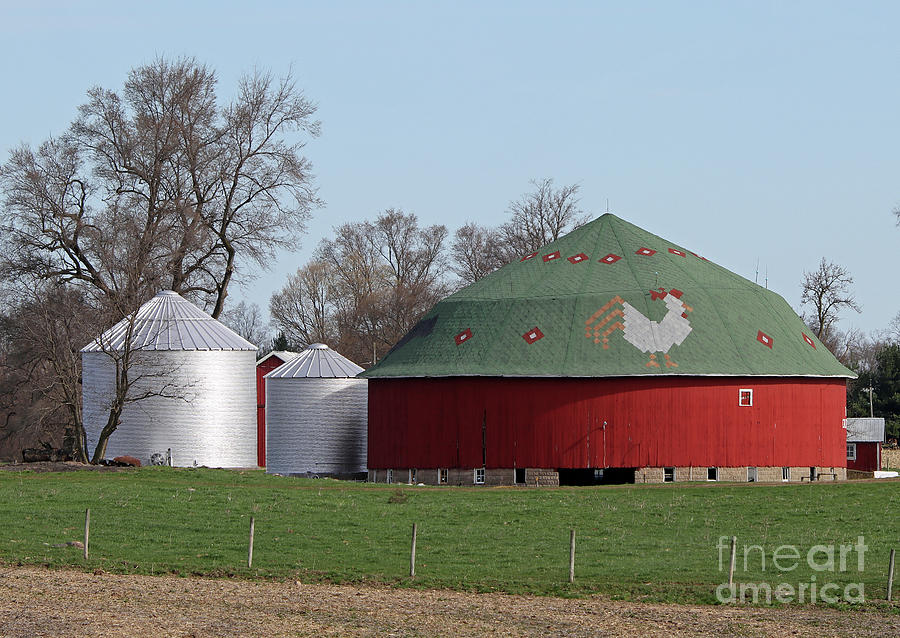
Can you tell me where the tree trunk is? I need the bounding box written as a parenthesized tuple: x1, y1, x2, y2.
(211, 239, 236, 319)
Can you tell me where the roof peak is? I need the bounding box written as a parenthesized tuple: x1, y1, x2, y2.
(265, 343, 363, 379)
(82, 290, 256, 352)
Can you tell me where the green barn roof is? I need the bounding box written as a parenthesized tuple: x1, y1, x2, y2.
(361, 214, 854, 379)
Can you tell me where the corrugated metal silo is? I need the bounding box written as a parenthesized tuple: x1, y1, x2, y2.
(81, 290, 258, 467)
(264, 343, 367, 477)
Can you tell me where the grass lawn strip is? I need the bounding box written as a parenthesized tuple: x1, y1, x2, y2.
(0, 467, 898, 608)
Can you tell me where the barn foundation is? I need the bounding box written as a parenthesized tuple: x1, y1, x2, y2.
(368, 465, 847, 486)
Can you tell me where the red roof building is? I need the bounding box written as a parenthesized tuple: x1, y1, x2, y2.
(255, 351, 298, 466)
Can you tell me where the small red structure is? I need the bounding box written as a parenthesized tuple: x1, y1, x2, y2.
(255, 351, 298, 467)
(845, 418, 885, 472)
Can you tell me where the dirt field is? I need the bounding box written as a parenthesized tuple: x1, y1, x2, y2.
(1, 567, 898, 637)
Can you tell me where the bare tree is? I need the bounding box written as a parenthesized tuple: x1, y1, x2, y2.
(272, 209, 449, 365)
(0, 57, 320, 461)
(269, 261, 336, 347)
(888, 311, 900, 345)
(316, 222, 389, 362)
(0, 282, 93, 462)
(821, 325, 870, 370)
(367, 209, 449, 340)
(220, 300, 270, 350)
(497, 178, 589, 260)
(800, 258, 861, 343)
(1, 57, 321, 316)
(447, 179, 589, 283)
(449, 222, 505, 285)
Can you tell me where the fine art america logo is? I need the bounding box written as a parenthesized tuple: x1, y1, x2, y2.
(716, 536, 867, 604)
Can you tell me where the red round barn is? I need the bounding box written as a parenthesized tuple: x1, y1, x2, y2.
(360, 215, 854, 485)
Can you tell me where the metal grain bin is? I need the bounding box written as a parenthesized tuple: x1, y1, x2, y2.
(264, 343, 367, 477)
(81, 291, 258, 467)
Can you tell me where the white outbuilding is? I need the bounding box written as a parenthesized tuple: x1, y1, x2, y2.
(81, 290, 258, 467)
(264, 343, 367, 477)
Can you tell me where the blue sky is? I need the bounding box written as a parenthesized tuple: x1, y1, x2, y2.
(2, 1, 898, 335)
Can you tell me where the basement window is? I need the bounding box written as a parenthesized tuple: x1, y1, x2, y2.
(386, 469, 393, 484)
(739, 389, 753, 407)
(663, 467, 675, 482)
(847, 443, 857, 461)
(438, 468, 448, 484)
(782, 467, 790, 482)
(474, 468, 485, 485)
(747, 467, 757, 482)
(707, 467, 718, 481)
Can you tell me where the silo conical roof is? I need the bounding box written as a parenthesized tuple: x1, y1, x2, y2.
(265, 343, 364, 378)
(361, 214, 855, 379)
(81, 290, 256, 352)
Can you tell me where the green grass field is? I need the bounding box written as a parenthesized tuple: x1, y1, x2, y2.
(1, 468, 898, 607)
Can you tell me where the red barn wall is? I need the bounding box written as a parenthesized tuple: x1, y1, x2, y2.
(847, 442, 880, 472)
(256, 355, 289, 467)
(367, 377, 847, 469)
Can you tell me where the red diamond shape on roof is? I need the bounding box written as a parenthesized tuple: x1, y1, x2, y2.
(636, 247, 656, 256)
(599, 253, 622, 264)
(757, 330, 773, 349)
(802, 333, 816, 349)
(568, 253, 588, 264)
(668, 248, 686, 257)
(543, 251, 561, 262)
(520, 251, 538, 261)
(522, 327, 544, 344)
(455, 328, 473, 346)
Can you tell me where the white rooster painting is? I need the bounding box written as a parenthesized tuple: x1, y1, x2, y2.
(584, 288, 694, 368)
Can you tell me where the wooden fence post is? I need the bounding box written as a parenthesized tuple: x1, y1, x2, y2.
(888, 548, 896, 602)
(728, 536, 737, 588)
(410, 523, 418, 578)
(569, 529, 576, 584)
(83, 508, 90, 560)
(248, 517, 255, 568)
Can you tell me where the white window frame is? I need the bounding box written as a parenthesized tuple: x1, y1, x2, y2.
(747, 467, 757, 482)
(847, 443, 857, 461)
(782, 467, 790, 482)
(663, 467, 675, 482)
(739, 389, 753, 407)
(707, 467, 718, 481)
(386, 469, 393, 484)
(474, 467, 485, 485)
(438, 468, 448, 484)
